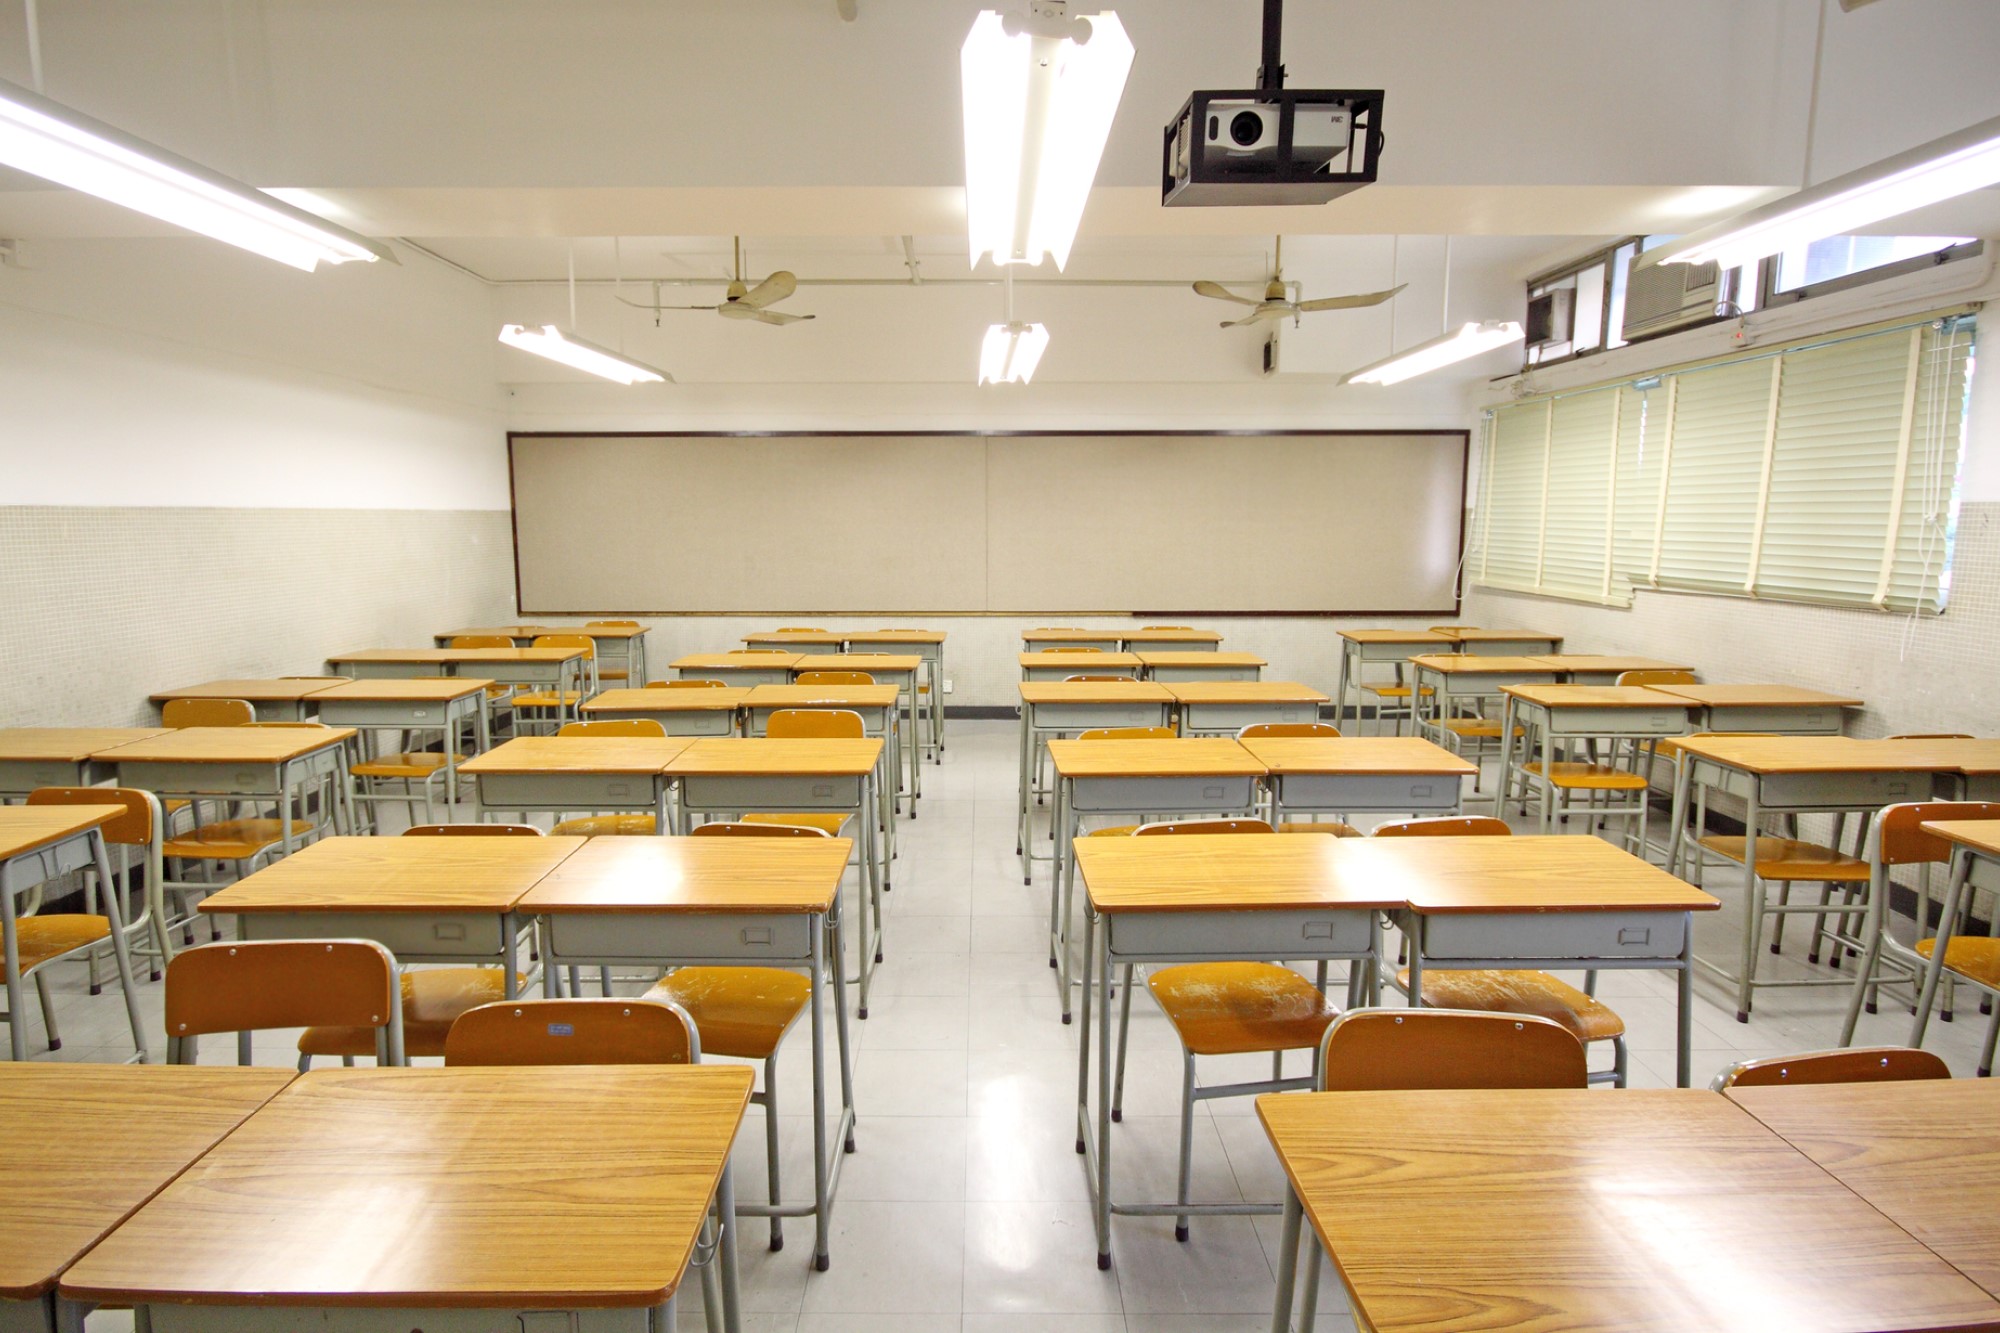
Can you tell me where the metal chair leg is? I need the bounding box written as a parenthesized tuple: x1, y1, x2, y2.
(762, 1055, 783, 1252)
(1174, 1050, 1196, 1243)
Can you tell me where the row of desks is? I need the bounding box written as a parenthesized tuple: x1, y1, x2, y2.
(1020, 650, 1268, 681)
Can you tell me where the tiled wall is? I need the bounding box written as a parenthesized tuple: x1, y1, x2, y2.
(0, 506, 517, 727)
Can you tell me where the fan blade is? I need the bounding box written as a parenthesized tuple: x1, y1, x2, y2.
(736, 270, 798, 309)
(1219, 306, 1287, 329)
(1294, 282, 1408, 313)
(1193, 280, 1261, 306)
(659, 304, 723, 312)
(752, 310, 815, 325)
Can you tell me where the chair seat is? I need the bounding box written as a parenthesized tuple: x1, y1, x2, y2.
(352, 752, 467, 779)
(643, 967, 810, 1059)
(550, 813, 659, 836)
(15, 916, 111, 972)
(1915, 936, 2000, 990)
(163, 818, 312, 861)
(300, 967, 519, 1060)
(599, 669, 630, 681)
(1147, 962, 1339, 1057)
(1396, 967, 1625, 1043)
(513, 691, 587, 708)
(742, 813, 851, 836)
(1278, 821, 1361, 837)
(1697, 836, 1870, 882)
(1444, 719, 1523, 739)
(1361, 685, 1433, 699)
(1523, 761, 1650, 791)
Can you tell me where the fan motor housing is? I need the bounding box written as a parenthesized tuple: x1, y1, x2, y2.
(1163, 89, 1384, 207)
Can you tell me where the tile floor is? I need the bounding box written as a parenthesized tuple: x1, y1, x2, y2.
(23, 719, 1996, 1333)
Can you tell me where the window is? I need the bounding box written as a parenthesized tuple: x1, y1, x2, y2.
(1471, 312, 1974, 613)
(1768, 236, 1978, 300)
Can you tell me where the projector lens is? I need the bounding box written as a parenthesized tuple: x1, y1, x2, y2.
(1229, 110, 1264, 146)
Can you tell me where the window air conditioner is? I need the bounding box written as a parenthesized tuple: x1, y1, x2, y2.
(1621, 253, 1721, 340)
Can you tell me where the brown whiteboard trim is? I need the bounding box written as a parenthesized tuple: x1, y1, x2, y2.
(511, 608, 1466, 617)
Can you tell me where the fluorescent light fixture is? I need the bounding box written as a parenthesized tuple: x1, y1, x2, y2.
(978, 321, 1049, 383)
(498, 325, 671, 385)
(961, 6, 1133, 270)
(0, 74, 392, 272)
(1642, 110, 2000, 271)
(1342, 320, 1524, 386)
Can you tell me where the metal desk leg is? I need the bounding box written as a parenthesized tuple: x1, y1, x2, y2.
(502, 912, 521, 1000)
(1676, 928, 1694, 1087)
(1735, 783, 1763, 1023)
(1094, 907, 1113, 1270)
(808, 912, 831, 1270)
(1017, 708, 1033, 879)
(827, 908, 857, 1155)
(1054, 774, 1076, 1024)
(93, 830, 148, 1062)
(3, 868, 26, 1062)
(1271, 1184, 1303, 1333)
(715, 1158, 743, 1333)
(1910, 851, 1972, 1047)
(1332, 643, 1351, 731)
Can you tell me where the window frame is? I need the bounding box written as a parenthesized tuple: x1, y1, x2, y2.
(1758, 238, 1983, 309)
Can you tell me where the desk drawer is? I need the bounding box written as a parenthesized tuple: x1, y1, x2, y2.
(590, 708, 736, 736)
(1704, 705, 1844, 735)
(1109, 909, 1373, 960)
(116, 761, 279, 798)
(1149, 665, 1259, 682)
(0, 833, 96, 896)
(336, 661, 447, 680)
(679, 774, 865, 811)
(1031, 702, 1173, 731)
(147, 1306, 652, 1333)
(0, 758, 93, 795)
(476, 773, 659, 810)
(1067, 774, 1259, 814)
(1178, 702, 1319, 733)
(1544, 706, 1687, 737)
(238, 910, 506, 958)
(1274, 772, 1461, 813)
(1757, 770, 1932, 808)
(1417, 910, 1686, 962)
(316, 699, 467, 729)
(547, 911, 813, 964)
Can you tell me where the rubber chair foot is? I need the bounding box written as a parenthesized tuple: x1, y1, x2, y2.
(88, 985, 101, 996)
(844, 1136, 856, 1153)
(874, 951, 883, 964)
(1097, 1252, 1111, 1271)
(1061, 1013, 1072, 1025)
(1076, 1138, 1086, 1154)
(1110, 1108, 1122, 1123)
(1943, 1009, 1955, 1022)
(815, 1254, 830, 1273)
(770, 1237, 783, 1253)
(858, 1007, 868, 1019)
(46, 1038, 61, 1051)
(1866, 1002, 1878, 1014)
(1736, 1010, 1749, 1023)
(1174, 1225, 1189, 1243)
(1049, 956, 1057, 969)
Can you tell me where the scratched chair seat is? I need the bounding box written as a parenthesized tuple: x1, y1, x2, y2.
(642, 967, 810, 1059)
(1278, 821, 1361, 836)
(1697, 835, 1870, 881)
(551, 813, 660, 836)
(1147, 962, 1340, 1057)
(162, 818, 313, 861)
(1522, 761, 1651, 792)
(740, 812, 851, 837)
(301, 967, 521, 1061)
(351, 751, 468, 780)
(1443, 718, 1523, 740)
(15, 915, 112, 972)
(1395, 967, 1626, 1043)
(1915, 935, 2000, 989)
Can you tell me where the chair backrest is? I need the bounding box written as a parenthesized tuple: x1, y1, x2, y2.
(1373, 815, 1513, 838)
(767, 708, 865, 740)
(1142, 625, 1193, 631)
(1868, 801, 2000, 867)
(450, 635, 514, 649)
(690, 820, 833, 839)
(1238, 722, 1341, 738)
(281, 675, 352, 683)
(27, 786, 159, 847)
(587, 620, 641, 628)
(1135, 818, 1275, 835)
(729, 649, 792, 656)
(796, 671, 876, 685)
(163, 940, 401, 1064)
(532, 634, 594, 659)
(1078, 726, 1176, 740)
(1034, 627, 1085, 631)
(653, 679, 726, 688)
(162, 697, 255, 728)
(1065, 674, 1132, 683)
(1712, 1046, 1951, 1090)
(1616, 669, 1698, 687)
(403, 823, 545, 837)
(776, 626, 826, 633)
(1319, 1009, 1588, 1091)
(558, 719, 668, 738)
(1890, 733, 1976, 740)
(443, 998, 699, 1066)
(1037, 647, 1101, 654)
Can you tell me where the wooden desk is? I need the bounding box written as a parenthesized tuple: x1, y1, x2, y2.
(198, 835, 586, 998)
(522, 835, 857, 1270)
(1166, 680, 1330, 736)
(329, 644, 585, 686)
(459, 736, 690, 829)
(672, 652, 801, 687)
(308, 678, 494, 812)
(1134, 651, 1266, 682)
(1022, 628, 1125, 652)
(1240, 736, 1475, 823)
(1654, 682, 1863, 734)
(101, 726, 356, 855)
(438, 624, 652, 685)
(1119, 628, 1223, 650)
(149, 678, 345, 722)
(1526, 653, 1695, 685)
(1408, 654, 1561, 755)
(1016, 681, 1177, 882)
(1435, 626, 1562, 655)
(747, 684, 902, 864)
(742, 629, 846, 654)
(581, 686, 749, 735)
(840, 630, 949, 761)
(0, 806, 150, 1062)
(1259, 1087, 2000, 1333)
(1497, 684, 1692, 832)
(790, 655, 924, 803)
(63, 1065, 755, 1332)
(1332, 629, 1454, 729)
(0, 728, 168, 797)
(1020, 651, 1144, 682)
(1341, 834, 1718, 1086)
(1894, 819, 2000, 1048)
(0, 1064, 290, 1332)
(1922, 739, 2000, 800)
(1730, 1079, 2000, 1299)
(1073, 834, 1396, 1269)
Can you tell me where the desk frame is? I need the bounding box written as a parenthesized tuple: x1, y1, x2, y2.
(0, 821, 147, 1063)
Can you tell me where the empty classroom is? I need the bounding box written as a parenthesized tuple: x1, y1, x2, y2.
(5, 3, 2000, 1332)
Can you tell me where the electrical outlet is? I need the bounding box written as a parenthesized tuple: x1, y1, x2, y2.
(943, 678, 954, 694)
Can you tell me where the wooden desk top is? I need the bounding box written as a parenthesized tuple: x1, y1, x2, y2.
(1019, 681, 1175, 705)
(63, 1065, 755, 1310)
(792, 653, 922, 673)
(1022, 628, 1125, 642)
(96, 727, 356, 764)
(1047, 738, 1264, 778)
(1256, 1087, 2000, 1333)
(0, 1065, 292, 1301)
(581, 687, 751, 713)
(672, 653, 803, 671)
(669, 737, 884, 776)
(149, 679, 345, 704)
(744, 684, 901, 709)
(1921, 819, 2000, 859)
(1340, 834, 1719, 914)
(443, 624, 649, 640)
(1408, 654, 1558, 675)
(1240, 736, 1477, 776)
(1656, 683, 1865, 709)
(1338, 629, 1453, 646)
(1019, 651, 1145, 669)
(1731, 1080, 2000, 1299)
(519, 835, 853, 915)
(1166, 681, 1330, 704)
(1911, 739, 2000, 777)
(1133, 651, 1268, 667)
(1076, 833, 1405, 914)
(0, 728, 170, 762)
(1526, 654, 1693, 673)
(1501, 684, 1696, 709)
(458, 736, 692, 776)
(743, 630, 846, 645)
(1121, 628, 1223, 643)
(1437, 627, 1562, 643)
(1673, 735, 1932, 774)
(198, 834, 587, 914)
(0, 806, 125, 863)
(842, 629, 948, 644)
(308, 679, 492, 703)
(331, 647, 580, 664)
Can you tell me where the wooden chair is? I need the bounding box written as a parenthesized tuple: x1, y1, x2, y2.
(795, 671, 875, 686)
(160, 698, 255, 728)
(549, 718, 670, 835)
(1374, 815, 1628, 1087)
(1839, 801, 2000, 1072)
(1359, 674, 1431, 738)
(449, 635, 522, 732)
(165, 939, 403, 1067)
(558, 719, 665, 738)
(405, 822, 543, 837)
(1615, 669, 1697, 687)
(1077, 726, 1176, 740)
(1142, 625, 1193, 631)
(450, 636, 514, 647)
(585, 621, 642, 684)
(350, 730, 470, 831)
(508, 634, 597, 733)
(651, 679, 727, 688)
(1713, 1045, 1951, 1089)
(444, 997, 699, 1066)
(736, 709, 868, 838)
(1237, 723, 1340, 738)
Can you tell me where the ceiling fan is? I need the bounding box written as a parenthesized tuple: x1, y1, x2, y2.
(660, 238, 817, 326)
(1192, 237, 1404, 328)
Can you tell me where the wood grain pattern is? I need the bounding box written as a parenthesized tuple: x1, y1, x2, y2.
(1121, 629, 1224, 643)
(1019, 681, 1175, 705)
(1501, 685, 1697, 709)
(842, 630, 948, 644)
(1409, 655, 1560, 675)
(308, 679, 491, 702)
(1022, 629, 1125, 643)
(0, 1064, 292, 1299)
(1165, 681, 1331, 704)
(791, 654, 923, 673)
(459, 737, 693, 775)
(1075, 834, 1406, 913)
(1133, 651, 1268, 667)
(1019, 652, 1145, 669)
(1730, 1080, 2000, 1299)
(1922, 820, 2000, 859)
(149, 679, 348, 703)
(97, 727, 356, 764)
(1436, 628, 1562, 643)
(0, 729, 170, 761)
(196, 835, 588, 914)
(1047, 738, 1265, 778)
(669, 738, 884, 776)
(673, 653, 804, 671)
(521, 835, 852, 914)
(1655, 684, 1865, 708)
(1901, 740, 2000, 776)
(61, 1065, 754, 1308)
(1338, 629, 1453, 645)
(1527, 654, 1692, 672)
(443, 625, 650, 640)
(331, 648, 581, 664)
(0, 806, 124, 860)
(582, 687, 751, 713)
(1256, 1087, 2000, 1333)
(743, 631, 847, 645)
(1339, 834, 1719, 914)
(1673, 735, 1938, 774)
(745, 685, 901, 709)
(1241, 736, 1477, 776)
